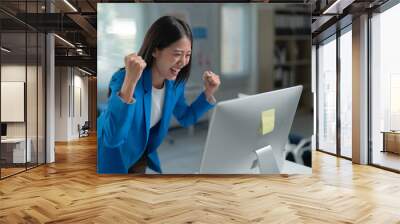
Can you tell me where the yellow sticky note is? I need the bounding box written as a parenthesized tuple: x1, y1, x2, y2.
(260, 109, 275, 135)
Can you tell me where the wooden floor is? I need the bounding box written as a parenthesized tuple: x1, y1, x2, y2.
(372, 151, 400, 171)
(1, 163, 45, 178)
(1, 135, 400, 223)
(1, 167, 26, 178)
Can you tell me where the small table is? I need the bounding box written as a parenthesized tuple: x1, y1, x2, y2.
(381, 131, 400, 154)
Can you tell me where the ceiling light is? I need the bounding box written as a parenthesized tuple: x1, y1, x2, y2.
(63, 0, 78, 12)
(323, 0, 341, 14)
(76, 48, 85, 55)
(54, 34, 75, 48)
(78, 67, 92, 76)
(1, 47, 11, 53)
(322, 0, 354, 15)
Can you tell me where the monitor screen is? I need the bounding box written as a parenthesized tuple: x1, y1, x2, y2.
(1, 123, 7, 137)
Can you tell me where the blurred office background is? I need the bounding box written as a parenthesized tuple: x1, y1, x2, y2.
(97, 3, 312, 173)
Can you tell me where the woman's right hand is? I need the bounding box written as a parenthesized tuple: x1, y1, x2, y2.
(120, 53, 147, 103)
(124, 53, 147, 83)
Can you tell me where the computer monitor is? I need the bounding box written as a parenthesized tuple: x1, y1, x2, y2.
(200, 85, 305, 174)
(1, 123, 7, 138)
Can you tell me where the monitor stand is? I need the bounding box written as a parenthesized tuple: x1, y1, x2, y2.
(254, 145, 280, 174)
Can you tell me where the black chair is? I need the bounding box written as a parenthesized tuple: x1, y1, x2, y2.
(285, 136, 312, 167)
(78, 121, 90, 138)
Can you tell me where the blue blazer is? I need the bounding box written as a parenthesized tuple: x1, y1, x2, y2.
(97, 68, 215, 174)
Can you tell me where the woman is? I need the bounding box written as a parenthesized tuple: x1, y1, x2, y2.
(97, 16, 221, 174)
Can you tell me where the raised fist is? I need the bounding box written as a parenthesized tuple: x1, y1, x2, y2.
(203, 70, 221, 97)
(124, 53, 147, 82)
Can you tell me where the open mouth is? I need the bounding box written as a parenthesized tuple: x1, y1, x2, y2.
(170, 67, 180, 75)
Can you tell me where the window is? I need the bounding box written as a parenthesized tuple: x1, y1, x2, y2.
(390, 74, 400, 130)
(317, 36, 337, 154)
(370, 2, 400, 171)
(0, 1, 46, 179)
(221, 5, 249, 76)
(339, 27, 352, 158)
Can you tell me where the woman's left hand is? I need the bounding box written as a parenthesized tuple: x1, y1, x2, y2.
(203, 70, 221, 98)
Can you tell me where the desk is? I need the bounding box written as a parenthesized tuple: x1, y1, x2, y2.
(1, 138, 31, 163)
(281, 160, 312, 174)
(381, 131, 400, 154)
(245, 160, 312, 174)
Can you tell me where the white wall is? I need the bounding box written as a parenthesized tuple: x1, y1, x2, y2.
(72, 73, 89, 138)
(1, 65, 40, 137)
(55, 66, 68, 141)
(1, 65, 26, 142)
(55, 67, 89, 141)
(1, 63, 46, 164)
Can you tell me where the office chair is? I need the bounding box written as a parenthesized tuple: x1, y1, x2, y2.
(285, 136, 312, 167)
(78, 121, 90, 138)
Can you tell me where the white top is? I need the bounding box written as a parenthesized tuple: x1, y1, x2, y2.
(150, 84, 166, 128)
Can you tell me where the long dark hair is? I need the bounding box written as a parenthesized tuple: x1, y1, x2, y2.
(108, 16, 193, 97)
(139, 15, 193, 87)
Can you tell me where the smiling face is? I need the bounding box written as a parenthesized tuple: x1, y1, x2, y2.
(152, 37, 192, 81)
